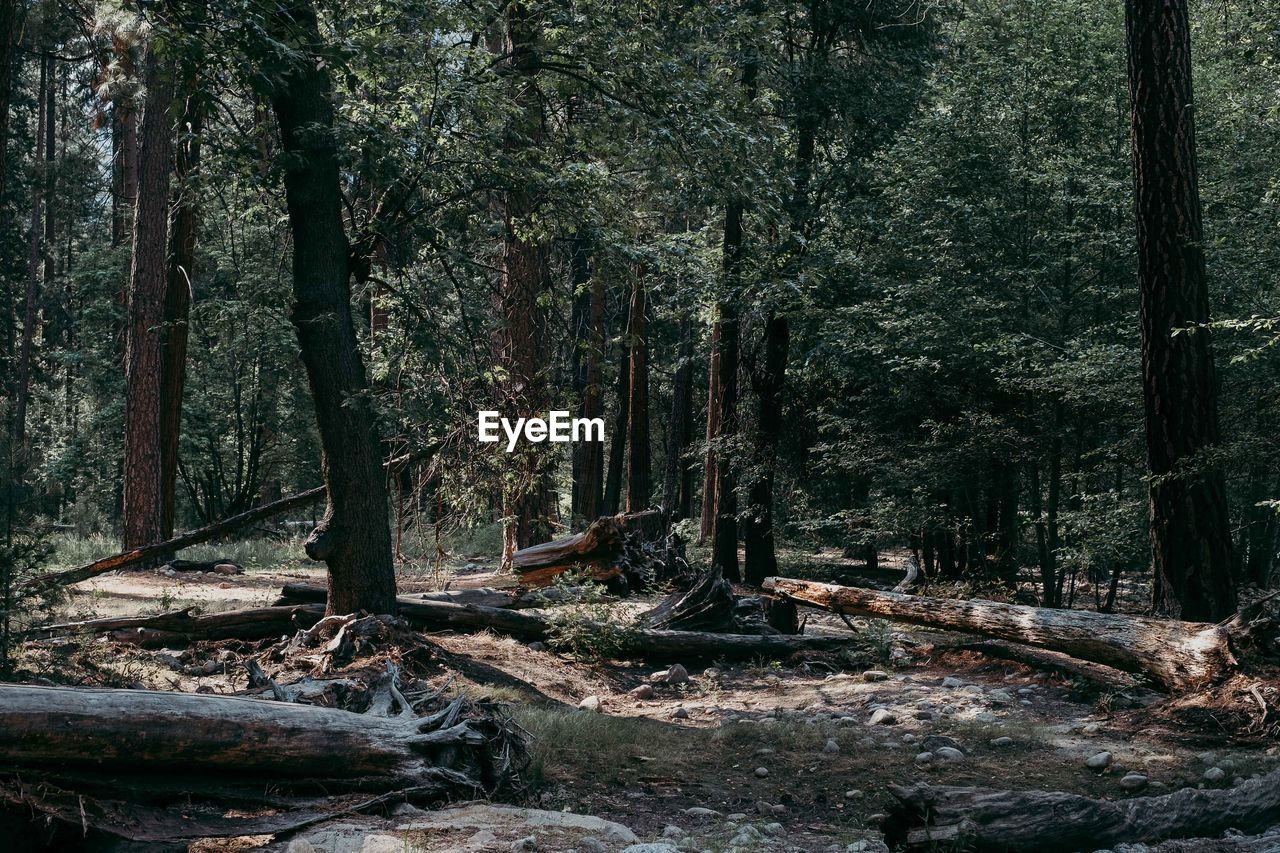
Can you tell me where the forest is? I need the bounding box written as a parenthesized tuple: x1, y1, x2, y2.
(2, 0, 1280, 850)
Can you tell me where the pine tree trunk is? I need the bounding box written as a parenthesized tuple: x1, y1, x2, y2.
(743, 315, 788, 586)
(12, 54, 47, 466)
(625, 278, 650, 512)
(159, 93, 202, 540)
(699, 321, 720, 541)
(570, 238, 604, 525)
(122, 49, 173, 551)
(1125, 0, 1237, 621)
(711, 203, 744, 583)
(267, 0, 396, 615)
(662, 322, 694, 520)
(604, 328, 630, 516)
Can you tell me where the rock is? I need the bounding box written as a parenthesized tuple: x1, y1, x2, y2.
(987, 689, 1013, 703)
(914, 710, 937, 721)
(400, 803, 637, 844)
(620, 846, 680, 853)
(665, 664, 690, 686)
(672, 707, 689, 720)
(862, 670, 889, 682)
(1087, 752, 1114, 771)
(1204, 767, 1226, 782)
(974, 712, 999, 723)
(845, 841, 890, 853)
(578, 839, 607, 853)
(868, 709, 897, 725)
(528, 642, 546, 652)
(901, 733, 918, 745)
(285, 842, 316, 853)
(661, 825, 685, 839)
(727, 812, 747, 821)
(762, 822, 786, 837)
(730, 825, 762, 845)
(1120, 774, 1149, 791)
(915, 751, 934, 765)
(823, 738, 840, 755)
(990, 736, 1014, 747)
(630, 684, 656, 700)
(935, 746, 964, 763)
(754, 766, 770, 778)
(921, 735, 961, 753)
(511, 836, 537, 852)
(845, 789, 864, 799)
(703, 667, 721, 678)
(213, 562, 243, 575)
(578, 696, 602, 712)
(468, 830, 499, 846)
(942, 677, 963, 688)
(683, 807, 722, 819)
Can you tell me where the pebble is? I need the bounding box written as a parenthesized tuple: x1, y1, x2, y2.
(671, 707, 689, 720)
(990, 736, 1014, 747)
(620, 845, 679, 853)
(665, 664, 690, 686)
(1087, 752, 1113, 771)
(823, 738, 840, 755)
(511, 836, 537, 852)
(974, 712, 999, 723)
(1083, 722, 1103, 735)
(1119, 774, 1149, 791)
(578, 839, 607, 853)
(727, 812, 747, 821)
(1204, 767, 1226, 782)
(468, 831, 498, 846)
(915, 751, 934, 765)
(578, 696, 602, 712)
(863, 670, 889, 682)
(527, 642, 546, 652)
(921, 735, 961, 752)
(845, 789, 864, 799)
(762, 822, 786, 837)
(661, 825, 685, 839)
(703, 667, 721, 679)
(935, 746, 965, 763)
(942, 676, 963, 688)
(683, 807, 722, 818)
(987, 689, 1013, 703)
(901, 733, 918, 745)
(630, 684, 655, 700)
(868, 709, 897, 725)
(753, 766, 770, 778)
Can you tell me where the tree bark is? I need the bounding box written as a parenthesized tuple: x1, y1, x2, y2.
(661, 321, 695, 520)
(625, 278, 650, 511)
(603, 326, 630, 516)
(511, 509, 664, 587)
(12, 54, 47, 467)
(742, 314, 788, 586)
(885, 768, 1280, 853)
(711, 205, 743, 583)
(266, 0, 396, 615)
(699, 321, 720, 541)
(122, 48, 175, 551)
(158, 90, 203, 540)
(570, 236, 604, 526)
(1125, 0, 1237, 621)
(763, 577, 1235, 692)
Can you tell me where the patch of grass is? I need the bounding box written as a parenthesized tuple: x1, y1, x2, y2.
(45, 533, 304, 573)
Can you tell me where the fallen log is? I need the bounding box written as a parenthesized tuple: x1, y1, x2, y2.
(513, 510, 665, 587)
(161, 559, 244, 575)
(884, 768, 1280, 852)
(764, 576, 1235, 692)
(640, 570, 793, 635)
(28, 605, 324, 647)
(24, 487, 325, 591)
(275, 583, 577, 610)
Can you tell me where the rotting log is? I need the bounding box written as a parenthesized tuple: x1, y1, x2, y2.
(885, 768, 1280, 852)
(28, 605, 324, 647)
(513, 510, 664, 587)
(275, 583, 577, 610)
(764, 577, 1235, 692)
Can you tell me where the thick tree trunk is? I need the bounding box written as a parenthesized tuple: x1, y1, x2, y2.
(661, 322, 695, 520)
(570, 236, 604, 526)
(1126, 0, 1237, 621)
(711, 206, 743, 583)
(511, 509, 664, 587)
(699, 321, 720, 541)
(159, 92, 203, 540)
(764, 577, 1235, 691)
(110, 42, 139, 248)
(0, 0, 13, 204)
(267, 0, 396, 615)
(885, 768, 1280, 853)
(603, 329, 630, 516)
(12, 54, 47, 466)
(742, 314, 788, 586)
(122, 48, 174, 551)
(625, 278, 651, 511)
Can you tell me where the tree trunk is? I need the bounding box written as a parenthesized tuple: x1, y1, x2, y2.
(570, 236, 604, 526)
(625, 278, 650, 511)
(511, 509, 664, 587)
(1126, 0, 1237, 621)
(699, 321, 720, 542)
(603, 326, 630, 516)
(0, 0, 13, 204)
(122, 48, 174, 551)
(661, 321, 695, 520)
(267, 0, 396, 615)
(12, 54, 47, 467)
(742, 314, 788, 586)
(885, 768, 1280, 853)
(159, 91, 203, 540)
(711, 206, 743, 583)
(763, 577, 1234, 692)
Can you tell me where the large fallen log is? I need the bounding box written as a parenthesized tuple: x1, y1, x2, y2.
(884, 768, 1280, 852)
(275, 582, 579, 610)
(764, 577, 1235, 692)
(27, 605, 324, 646)
(513, 510, 665, 587)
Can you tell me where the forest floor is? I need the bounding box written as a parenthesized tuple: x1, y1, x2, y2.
(17, 543, 1280, 853)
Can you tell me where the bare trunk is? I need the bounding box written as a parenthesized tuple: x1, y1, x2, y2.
(603, 328, 629, 516)
(742, 314, 788, 586)
(625, 278, 650, 511)
(661, 322, 695, 520)
(570, 236, 604, 525)
(699, 321, 720, 541)
(711, 206, 743, 582)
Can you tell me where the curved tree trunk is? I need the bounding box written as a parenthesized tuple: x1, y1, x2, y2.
(267, 0, 396, 615)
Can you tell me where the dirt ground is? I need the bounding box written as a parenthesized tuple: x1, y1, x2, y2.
(16, 549, 1280, 853)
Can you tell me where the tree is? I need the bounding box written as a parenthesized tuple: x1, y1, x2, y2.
(624, 276, 650, 511)
(265, 0, 396, 615)
(1125, 0, 1237, 621)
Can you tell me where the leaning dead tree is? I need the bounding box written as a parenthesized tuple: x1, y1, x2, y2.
(764, 577, 1279, 692)
(885, 767, 1280, 852)
(512, 509, 676, 589)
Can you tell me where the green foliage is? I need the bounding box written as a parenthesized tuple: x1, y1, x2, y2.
(539, 567, 637, 661)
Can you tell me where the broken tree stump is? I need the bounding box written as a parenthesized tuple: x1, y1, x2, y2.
(885, 768, 1280, 852)
(764, 576, 1237, 692)
(512, 510, 665, 588)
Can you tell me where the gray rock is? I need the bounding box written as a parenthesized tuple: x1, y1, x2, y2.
(665, 664, 690, 686)
(661, 825, 686, 839)
(578, 696, 602, 712)
(620, 845, 680, 853)
(1204, 767, 1226, 782)
(630, 684, 656, 700)
(990, 736, 1014, 747)
(935, 746, 965, 763)
(1119, 774, 1149, 791)
(987, 689, 1013, 703)
(845, 789, 864, 799)
(823, 738, 840, 755)
(468, 831, 499, 847)
(511, 836, 538, 852)
(578, 839, 607, 853)
(974, 712, 999, 723)
(285, 842, 316, 853)
(683, 807, 722, 819)
(863, 670, 890, 682)
(1087, 752, 1114, 771)
(762, 822, 786, 837)
(921, 735, 962, 753)
(942, 676, 963, 688)
(726, 812, 747, 821)
(672, 707, 689, 720)
(527, 642, 546, 652)
(868, 708, 897, 725)
(753, 766, 770, 778)
(915, 751, 934, 765)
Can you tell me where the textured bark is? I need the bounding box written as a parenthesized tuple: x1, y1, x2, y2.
(1125, 0, 1237, 621)
(764, 577, 1234, 691)
(699, 320, 720, 541)
(12, 54, 47, 465)
(570, 237, 604, 525)
(511, 510, 663, 587)
(625, 278, 651, 511)
(267, 0, 396, 615)
(110, 40, 139, 248)
(29, 604, 323, 646)
(742, 314, 788, 586)
(886, 768, 1280, 852)
(603, 329, 630, 516)
(122, 49, 175, 551)
(661, 322, 695, 520)
(158, 92, 203, 540)
(23, 485, 324, 591)
(711, 206, 743, 583)
(0, 0, 13, 204)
